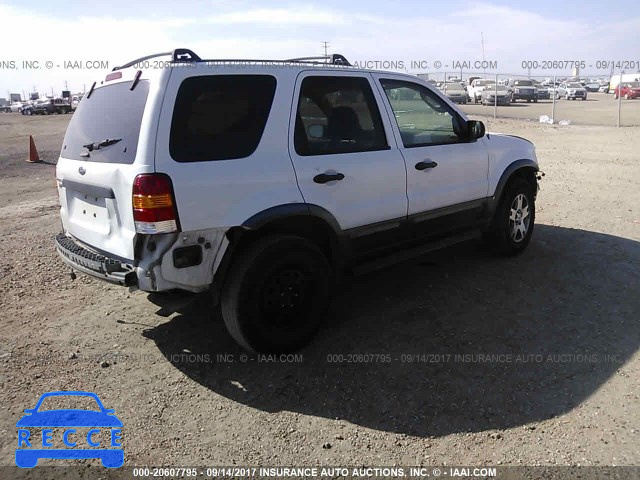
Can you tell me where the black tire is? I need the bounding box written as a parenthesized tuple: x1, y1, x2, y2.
(486, 177, 536, 256)
(221, 235, 332, 353)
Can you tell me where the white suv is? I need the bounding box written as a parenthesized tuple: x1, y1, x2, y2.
(468, 78, 496, 104)
(55, 48, 540, 352)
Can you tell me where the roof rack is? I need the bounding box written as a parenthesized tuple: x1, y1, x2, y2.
(286, 54, 351, 66)
(112, 48, 351, 71)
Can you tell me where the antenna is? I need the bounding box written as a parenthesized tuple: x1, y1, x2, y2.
(322, 41, 330, 57)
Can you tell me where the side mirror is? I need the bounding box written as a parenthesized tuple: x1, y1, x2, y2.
(467, 120, 485, 139)
(307, 124, 324, 139)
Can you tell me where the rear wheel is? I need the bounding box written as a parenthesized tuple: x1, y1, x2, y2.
(485, 177, 536, 256)
(221, 235, 332, 353)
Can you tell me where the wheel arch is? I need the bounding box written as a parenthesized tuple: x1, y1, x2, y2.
(489, 159, 539, 215)
(210, 204, 347, 303)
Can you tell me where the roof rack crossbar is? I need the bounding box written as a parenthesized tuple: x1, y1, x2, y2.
(286, 54, 351, 66)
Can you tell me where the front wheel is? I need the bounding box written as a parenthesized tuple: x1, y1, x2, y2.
(221, 235, 332, 353)
(486, 177, 536, 256)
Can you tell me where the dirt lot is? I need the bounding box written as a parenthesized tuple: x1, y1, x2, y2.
(1, 111, 639, 475)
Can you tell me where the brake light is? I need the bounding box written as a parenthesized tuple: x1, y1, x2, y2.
(132, 174, 180, 234)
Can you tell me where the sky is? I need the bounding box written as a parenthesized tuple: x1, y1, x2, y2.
(1, 0, 639, 99)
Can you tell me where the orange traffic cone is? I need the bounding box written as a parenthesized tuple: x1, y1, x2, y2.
(26, 135, 41, 163)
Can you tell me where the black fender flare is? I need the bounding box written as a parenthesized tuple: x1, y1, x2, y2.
(488, 159, 539, 214)
(210, 204, 347, 303)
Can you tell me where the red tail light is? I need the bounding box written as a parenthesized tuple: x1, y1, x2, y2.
(132, 174, 180, 234)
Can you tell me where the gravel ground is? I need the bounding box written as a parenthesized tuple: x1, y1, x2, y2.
(0, 113, 639, 477)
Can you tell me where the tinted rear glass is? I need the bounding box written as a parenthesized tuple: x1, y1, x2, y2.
(514, 80, 534, 86)
(61, 81, 150, 164)
(170, 75, 277, 162)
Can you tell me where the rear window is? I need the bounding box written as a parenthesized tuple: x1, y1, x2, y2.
(170, 75, 277, 162)
(62, 81, 150, 164)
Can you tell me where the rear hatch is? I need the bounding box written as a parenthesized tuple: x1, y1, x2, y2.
(57, 73, 157, 261)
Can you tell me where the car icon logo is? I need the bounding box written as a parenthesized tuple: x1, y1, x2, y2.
(78, 166, 86, 175)
(15, 391, 123, 468)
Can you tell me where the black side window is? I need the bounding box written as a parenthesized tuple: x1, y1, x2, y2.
(170, 75, 276, 162)
(294, 76, 388, 156)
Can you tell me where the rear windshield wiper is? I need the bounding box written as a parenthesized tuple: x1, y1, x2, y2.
(82, 138, 122, 152)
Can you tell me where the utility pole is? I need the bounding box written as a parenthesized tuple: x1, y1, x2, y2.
(322, 41, 330, 58)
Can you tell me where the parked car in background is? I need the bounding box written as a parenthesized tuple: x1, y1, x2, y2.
(71, 94, 84, 110)
(440, 82, 468, 103)
(6, 101, 26, 112)
(534, 84, 551, 100)
(584, 82, 600, 92)
(467, 76, 481, 86)
(598, 84, 610, 93)
(480, 84, 511, 105)
(564, 82, 587, 100)
(507, 79, 538, 103)
(21, 100, 50, 115)
(23, 98, 73, 114)
(613, 82, 640, 99)
(468, 79, 496, 103)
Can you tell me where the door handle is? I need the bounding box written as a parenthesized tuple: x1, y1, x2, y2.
(313, 172, 345, 184)
(415, 160, 438, 170)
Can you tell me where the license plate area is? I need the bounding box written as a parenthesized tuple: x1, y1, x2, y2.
(68, 192, 110, 234)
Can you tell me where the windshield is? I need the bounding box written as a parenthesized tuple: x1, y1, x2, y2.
(513, 80, 534, 86)
(476, 80, 495, 86)
(444, 83, 465, 91)
(62, 81, 150, 164)
(627, 82, 640, 88)
(568, 83, 582, 88)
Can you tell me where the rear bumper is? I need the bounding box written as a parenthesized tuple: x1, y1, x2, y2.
(55, 228, 229, 293)
(55, 233, 138, 287)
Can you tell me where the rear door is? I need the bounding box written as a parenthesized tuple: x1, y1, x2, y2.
(288, 71, 407, 233)
(153, 67, 303, 233)
(57, 71, 161, 260)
